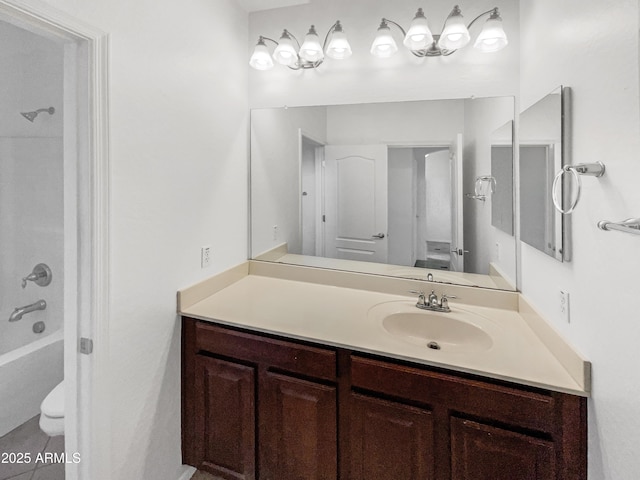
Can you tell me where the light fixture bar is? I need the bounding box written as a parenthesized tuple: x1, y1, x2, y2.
(250, 20, 351, 71)
(372, 5, 508, 59)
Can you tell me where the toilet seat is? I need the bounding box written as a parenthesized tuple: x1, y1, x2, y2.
(41, 381, 64, 418)
(40, 381, 64, 436)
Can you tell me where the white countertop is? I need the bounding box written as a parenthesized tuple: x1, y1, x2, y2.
(179, 264, 589, 396)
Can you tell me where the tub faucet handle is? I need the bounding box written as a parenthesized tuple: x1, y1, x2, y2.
(22, 274, 36, 288)
(21, 264, 52, 289)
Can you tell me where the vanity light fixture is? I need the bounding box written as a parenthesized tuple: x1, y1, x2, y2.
(250, 20, 352, 71)
(371, 5, 508, 59)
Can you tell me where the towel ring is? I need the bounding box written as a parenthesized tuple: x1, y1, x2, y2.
(552, 162, 605, 214)
(474, 175, 496, 197)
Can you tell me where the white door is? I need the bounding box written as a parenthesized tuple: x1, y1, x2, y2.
(450, 134, 465, 271)
(324, 145, 388, 263)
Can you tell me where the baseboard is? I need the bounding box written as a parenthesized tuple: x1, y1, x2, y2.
(177, 465, 196, 480)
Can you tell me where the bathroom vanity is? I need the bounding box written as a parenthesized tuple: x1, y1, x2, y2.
(179, 261, 588, 480)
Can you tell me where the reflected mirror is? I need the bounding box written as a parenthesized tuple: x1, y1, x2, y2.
(491, 121, 514, 236)
(251, 97, 516, 290)
(519, 86, 568, 261)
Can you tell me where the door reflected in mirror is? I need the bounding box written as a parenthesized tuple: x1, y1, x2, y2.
(251, 97, 516, 291)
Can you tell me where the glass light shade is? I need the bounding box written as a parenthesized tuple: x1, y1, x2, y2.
(273, 34, 298, 66)
(326, 30, 352, 60)
(371, 24, 398, 58)
(299, 25, 324, 62)
(474, 16, 508, 53)
(249, 41, 274, 70)
(403, 9, 433, 50)
(438, 7, 470, 51)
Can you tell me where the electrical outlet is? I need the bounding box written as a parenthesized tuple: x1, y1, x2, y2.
(560, 290, 570, 323)
(273, 225, 278, 241)
(201, 246, 212, 268)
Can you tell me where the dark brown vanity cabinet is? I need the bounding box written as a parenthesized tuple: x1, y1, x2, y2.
(349, 393, 435, 480)
(182, 317, 587, 480)
(182, 318, 338, 480)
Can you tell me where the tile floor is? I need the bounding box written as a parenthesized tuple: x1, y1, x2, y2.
(190, 471, 222, 480)
(0, 416, 64, 480)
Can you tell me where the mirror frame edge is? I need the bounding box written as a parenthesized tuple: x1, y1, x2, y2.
(561, 85, 572, 262)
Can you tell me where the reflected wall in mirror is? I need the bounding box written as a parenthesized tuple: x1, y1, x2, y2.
(491, 121, 514, 236)
(519, 86, 568, 261)
(251, 97, 516, 291)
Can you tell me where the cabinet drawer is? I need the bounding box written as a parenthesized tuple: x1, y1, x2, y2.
(351, 356, 556, 433)
(194, 321, 336, 382)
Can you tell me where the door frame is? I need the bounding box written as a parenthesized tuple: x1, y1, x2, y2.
(298, 129, 325, 257)
(0, 2, 110, 479)
(386, 142, 455, 267)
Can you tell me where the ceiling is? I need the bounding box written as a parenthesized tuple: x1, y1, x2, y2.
(236, 0, 310, 13)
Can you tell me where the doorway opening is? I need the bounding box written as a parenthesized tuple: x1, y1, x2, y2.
(0, 2, 109, 479)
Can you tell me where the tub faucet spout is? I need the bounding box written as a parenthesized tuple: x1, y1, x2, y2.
(9, 300, 46, 322)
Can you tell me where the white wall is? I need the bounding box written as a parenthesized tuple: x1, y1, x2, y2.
(0, 22, 64, 351)
(325, 100, 465, 145)
(520, 1, 640, 478)
(251, 106, 327, 255)
(15, 0, 250, 479)
(387, 148, 414, 266)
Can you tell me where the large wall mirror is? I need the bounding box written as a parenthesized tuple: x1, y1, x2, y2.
(250, 97, 517, 291)
(519, 86, 569, 261)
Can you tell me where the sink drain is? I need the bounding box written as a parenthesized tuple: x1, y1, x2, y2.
(427, 341, 441, 350)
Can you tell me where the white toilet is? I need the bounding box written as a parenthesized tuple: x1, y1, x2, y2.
(39, 381, 64, 436)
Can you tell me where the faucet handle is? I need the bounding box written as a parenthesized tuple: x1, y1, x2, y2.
(440, 293, 458, 310)
(408, 290, 427, 306)
(21, 264, 52, 289)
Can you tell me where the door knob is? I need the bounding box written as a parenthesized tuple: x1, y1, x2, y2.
(372, 233, 385, 239)
(451, 248, 469, 255)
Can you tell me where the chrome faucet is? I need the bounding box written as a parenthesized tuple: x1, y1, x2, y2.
(409, 290, 456, 313)
(9, 300, 47, 322)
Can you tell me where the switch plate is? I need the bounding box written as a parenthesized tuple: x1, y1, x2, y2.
(560, 290, 570, 323)
(201, 246, 212, 268)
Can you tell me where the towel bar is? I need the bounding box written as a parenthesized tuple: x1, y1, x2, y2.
(597, 218, 640, 236)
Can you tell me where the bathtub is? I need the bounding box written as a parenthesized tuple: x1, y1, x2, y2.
(0, 123, 66, 438)
(0, 329, 64, 437)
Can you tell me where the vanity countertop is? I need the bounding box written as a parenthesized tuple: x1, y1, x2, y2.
(178, 262, 589, 397)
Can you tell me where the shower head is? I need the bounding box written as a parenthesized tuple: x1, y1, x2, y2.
(20, 107, 55, 123)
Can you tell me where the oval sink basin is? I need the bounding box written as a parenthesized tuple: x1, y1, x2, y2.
(369, 301, 494, 353)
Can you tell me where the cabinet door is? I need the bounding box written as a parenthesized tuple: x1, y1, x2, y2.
(350, 393, 435, 480)
(260, 372, 337, 480)
(451, 417, 555, 480)
(194, 356, 256, 480)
